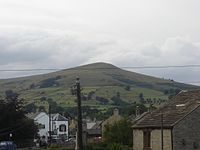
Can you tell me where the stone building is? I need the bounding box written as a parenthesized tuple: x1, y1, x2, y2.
(133, 90, 200, 150)
(102, 108, 122, 136)
(86, 121, 102, 143)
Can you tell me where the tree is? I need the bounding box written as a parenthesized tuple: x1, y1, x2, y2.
(96, 96, 109, 104)
(116, 92, 120, 98)
(25, 103, 37, 113)
(103, 118, 133, 146)
(111, 96, 127, 106)
(107, 143, 130, 150)
(0, 90, 37, 145)
(139, 93, 144, 103)
(124, 85, 130, 91)
(139, 93, 143, 99)
(120, 103, 147, 116)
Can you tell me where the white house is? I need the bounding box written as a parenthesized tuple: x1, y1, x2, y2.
(32, 112, 49, 140)
(51, 113, 69, 140)
(27, 112, 69, 141)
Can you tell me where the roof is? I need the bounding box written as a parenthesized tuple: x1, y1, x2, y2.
(26, 112, 45, 120)
(86, 129, 101, 135)
(51, 113, 68, 121)
(91, 121, 102, 129)
(133, 90, 200, 129)
(87, 121, 102, 135)
(87, 122, 96, 129)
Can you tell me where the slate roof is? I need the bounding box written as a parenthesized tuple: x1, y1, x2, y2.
(91, 121, 102, 129)
(86, 129, 101, 136)
(133, 90, 200, 129)
(51, 113, 68, 121)
(26, 112, 43, 120)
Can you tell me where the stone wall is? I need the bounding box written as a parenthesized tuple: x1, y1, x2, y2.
(151, 129, 172, 150)
(133, 129, 143, 150)
(173, 106, 200, 150)
(133, 129, 172, 150)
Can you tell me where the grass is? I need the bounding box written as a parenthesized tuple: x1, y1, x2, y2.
(0, 62, 197, 113)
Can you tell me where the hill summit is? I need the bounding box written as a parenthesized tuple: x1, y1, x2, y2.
(0, 62, 198, 112)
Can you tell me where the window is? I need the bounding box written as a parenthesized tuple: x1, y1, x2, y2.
(143, 130, 151, 148)
(38, 124, 45, 129)
(59, 124, 66, 132)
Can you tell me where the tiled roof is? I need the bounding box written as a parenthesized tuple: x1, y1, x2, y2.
(133, 90, 200, 129)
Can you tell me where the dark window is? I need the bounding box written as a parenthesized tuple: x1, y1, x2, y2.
(59, 124, 66, 132)
(143, 130, 151, 148)
(38, 124, 45, 129)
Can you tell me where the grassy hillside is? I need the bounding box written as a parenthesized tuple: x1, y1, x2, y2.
(0, 62, 198, 115)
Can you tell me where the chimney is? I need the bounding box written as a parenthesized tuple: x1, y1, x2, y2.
(135, 106, 140, 117)
(113, 108, 119, 116)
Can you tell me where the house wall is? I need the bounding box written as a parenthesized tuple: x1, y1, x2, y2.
(133, 129, 143, 150)
(34, 112, 49, 138)
(55, 120, 69, 137)
(102, 109, 122, 136)
(151, 129, 172, 150)
(133, 129, 172, 150)
(173, 106, 200, 150)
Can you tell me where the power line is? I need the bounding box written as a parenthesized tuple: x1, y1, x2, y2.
(0, 69, 60, 72)
(122, 64, 200, 69)
(0, 64, 200, 72)
(0, 122, 24, 133)
(0, 123, 28, 136)
(0, 65, 199, 84)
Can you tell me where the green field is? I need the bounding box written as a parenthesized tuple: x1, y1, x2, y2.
(0, 62, 198, 113)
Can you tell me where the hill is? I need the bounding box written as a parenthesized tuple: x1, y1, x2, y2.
(0, 62, 198, 117)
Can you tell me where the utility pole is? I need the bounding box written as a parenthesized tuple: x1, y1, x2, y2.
(161, 113, 164, 150)
(76, 77, 83, 150)
(49, 105, 52, 145)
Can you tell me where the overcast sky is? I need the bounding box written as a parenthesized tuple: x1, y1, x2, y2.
(0, 0, 200, 85)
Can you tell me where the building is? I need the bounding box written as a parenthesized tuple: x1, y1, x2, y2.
(102, 108, 122, 136)
(51, 113, 69, 140)
(133, 90, 200, 150)
(27, 112, 69, 142)
(86, 121, 102, 143)
(28, 112, 49, 140)
(68, 118, 77, 138)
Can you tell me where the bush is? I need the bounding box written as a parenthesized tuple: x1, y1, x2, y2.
(104, 118, 133, 146)
(107, 143, 130, 150)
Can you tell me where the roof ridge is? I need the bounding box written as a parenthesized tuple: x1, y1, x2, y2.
(172, 104, 200, 126)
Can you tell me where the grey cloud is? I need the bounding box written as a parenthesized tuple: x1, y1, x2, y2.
(0, 27, 99, 68)
(0, 27, 200, 85)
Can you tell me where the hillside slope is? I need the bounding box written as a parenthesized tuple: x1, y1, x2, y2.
(0, 62, 198, 112)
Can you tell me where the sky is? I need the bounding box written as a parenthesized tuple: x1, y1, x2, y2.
(0, 0, 200, 85)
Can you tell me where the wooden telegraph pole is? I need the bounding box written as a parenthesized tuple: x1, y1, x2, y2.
(161, 113, 164, 150)
(76, 77, 83, 150)
(49, 105, 52, 145)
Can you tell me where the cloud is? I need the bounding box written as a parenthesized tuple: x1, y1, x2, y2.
(0, 26, 200, 85)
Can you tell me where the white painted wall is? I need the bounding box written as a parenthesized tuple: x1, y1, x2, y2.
(34, 112, 69, 140)
(53, 120, 69, 139)
(34, 112, 49, 139)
